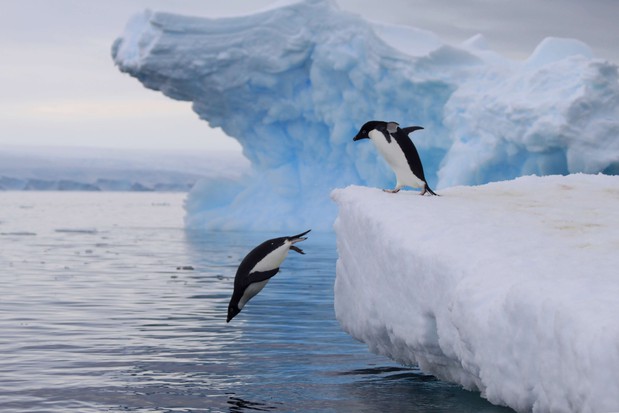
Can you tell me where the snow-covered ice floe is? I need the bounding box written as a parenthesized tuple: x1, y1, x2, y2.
(332, 174, 619, 413)
(112, 0, 619, 231)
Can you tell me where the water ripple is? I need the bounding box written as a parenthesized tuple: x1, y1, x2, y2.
(0, 192, 513, 412)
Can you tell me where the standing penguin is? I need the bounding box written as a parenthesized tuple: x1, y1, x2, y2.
(353, 120, 437, 195)
(227, 230, 310, 323)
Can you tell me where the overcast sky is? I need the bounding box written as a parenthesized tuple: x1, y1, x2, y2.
(1, 0, 617, 152)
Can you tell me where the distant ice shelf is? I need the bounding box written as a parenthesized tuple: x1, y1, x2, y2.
(0, 146, 248, 192)
(332, 174, 619, 413)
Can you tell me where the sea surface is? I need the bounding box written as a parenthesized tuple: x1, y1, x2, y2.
(0, 192, 514, 412)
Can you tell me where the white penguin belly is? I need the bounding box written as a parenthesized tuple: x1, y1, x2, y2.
(238, 280, 269, 309)
(237, 243, 292, 310)
(251, 243, 290, 273)
(369, 131, 424, 189)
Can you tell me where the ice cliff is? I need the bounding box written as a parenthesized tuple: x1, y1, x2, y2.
(332, 174, 619, 413)
(112, 0, 619, 230)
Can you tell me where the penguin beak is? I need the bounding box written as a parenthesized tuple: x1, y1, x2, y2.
(353, 133, 366, 141)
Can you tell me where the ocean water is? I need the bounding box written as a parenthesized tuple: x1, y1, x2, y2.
(0, 192, 514, 413)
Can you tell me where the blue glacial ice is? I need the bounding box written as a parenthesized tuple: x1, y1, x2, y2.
(112, 0, 619, 231)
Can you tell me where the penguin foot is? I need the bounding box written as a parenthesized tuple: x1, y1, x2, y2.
(290, 245, 305, 255)
(383, 188, 400, 193)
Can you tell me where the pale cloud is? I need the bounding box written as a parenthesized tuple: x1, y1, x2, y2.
(6, 99, 196, 121)
(338, 0, 619, 61)
(0, 0, 617, 150)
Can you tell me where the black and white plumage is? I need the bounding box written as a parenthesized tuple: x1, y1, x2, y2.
(353, 120, 437, 195)
(226, 229, 310, 323)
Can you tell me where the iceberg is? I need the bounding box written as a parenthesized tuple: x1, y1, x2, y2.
(112, 0, 619, 231)
(332, 174, 619, 413)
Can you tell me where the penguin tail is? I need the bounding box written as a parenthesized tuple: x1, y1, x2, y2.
(423, 184, 439, 196)
(289, 229, 311, 242)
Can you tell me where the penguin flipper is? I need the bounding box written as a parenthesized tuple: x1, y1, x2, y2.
(377, 125, 391, 143)
(379, 122, 401, 143)
(246, 268, 280, 285)
(401, 126, 424, 136)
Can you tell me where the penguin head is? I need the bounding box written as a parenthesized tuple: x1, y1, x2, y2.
(227, 303, 240, 323)
(353, 120, 389, 141)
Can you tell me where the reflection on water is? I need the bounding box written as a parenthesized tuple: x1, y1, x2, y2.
(0, 192, 514, 412)
(227, 395, 278, 412)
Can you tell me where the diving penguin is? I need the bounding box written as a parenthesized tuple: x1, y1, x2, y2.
(226, 229, 311, 323)
(353, 120, 437, 195)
